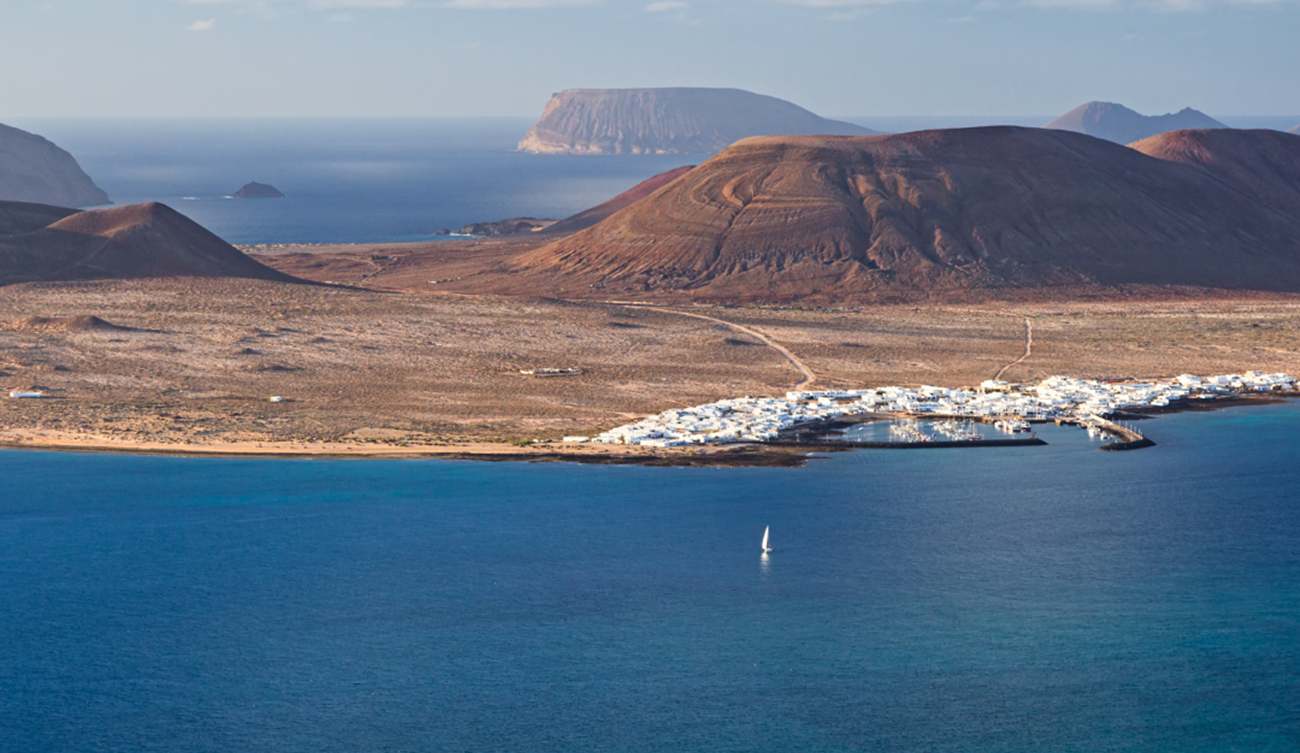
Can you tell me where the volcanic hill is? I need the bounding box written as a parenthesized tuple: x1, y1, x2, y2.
(1044, 102, 1226, 144)
(517, 88, 874, 156)
(500, 127, 1300, 302)
(0, 201, 298, 286)
(0, 123, 111, 207)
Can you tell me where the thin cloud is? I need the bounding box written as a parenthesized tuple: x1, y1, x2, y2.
(777, 0, 912, 8)
(176, 0, 406, 6)
(1024, 0, 1120, 8)
(187, 18, 219, 29)
(441, 0, 594, 7)
(308, 0, 407, 8)
(644, 0, 688, 10)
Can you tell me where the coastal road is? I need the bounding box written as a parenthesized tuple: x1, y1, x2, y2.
(993, 317, 1034, 381)
(617, 304, 817, 390)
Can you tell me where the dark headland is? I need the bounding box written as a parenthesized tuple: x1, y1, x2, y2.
(0, 122, 110, 207)
(517, 87, 875, 155)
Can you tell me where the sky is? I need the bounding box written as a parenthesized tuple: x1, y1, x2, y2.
(1, 0, 1298, 119)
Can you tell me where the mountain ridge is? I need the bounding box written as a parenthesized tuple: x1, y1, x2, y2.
(1044, 101, 1226, 144)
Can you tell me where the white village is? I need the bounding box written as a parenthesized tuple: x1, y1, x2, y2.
(569, 371, 1299, 448)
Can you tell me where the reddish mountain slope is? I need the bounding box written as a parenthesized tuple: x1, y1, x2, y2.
(544, 165, 695, 236)
(0, 201, 298, 286)
(1129, 128, 1300, 213)
(504, 127, 1300, 302)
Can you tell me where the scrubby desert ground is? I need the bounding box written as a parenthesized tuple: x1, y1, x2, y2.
(3, 263, 1300, 457)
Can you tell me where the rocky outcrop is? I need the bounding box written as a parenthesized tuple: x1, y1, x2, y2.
(0, 201, 299, 286)
(0, 123, 110, 207)
(502, 127, 1300, 302)
(437, 218, 554, 237)
(1044, 102, 1226, 144)
(229, 182, 285, 199)
(517, 88, 875, 155)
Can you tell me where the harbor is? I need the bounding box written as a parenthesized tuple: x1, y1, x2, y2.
(578, 371, 1297, 451)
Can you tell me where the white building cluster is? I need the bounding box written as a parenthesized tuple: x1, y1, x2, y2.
(584, 371, 1297, 447)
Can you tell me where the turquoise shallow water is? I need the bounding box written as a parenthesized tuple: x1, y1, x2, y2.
(1, 403, 1298, 752)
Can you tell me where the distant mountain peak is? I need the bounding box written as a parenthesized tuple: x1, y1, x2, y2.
(1044, 101, 1227, 144)
(517, 87, 876, 156)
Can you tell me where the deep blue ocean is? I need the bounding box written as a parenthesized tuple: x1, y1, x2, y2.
(2, 403, 1298, 752)
(7, 118, 695, 245)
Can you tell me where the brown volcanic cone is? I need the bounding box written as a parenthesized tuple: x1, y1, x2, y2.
(0, 201, 299, 286)
(1129, 128, 1300, 213)
(507, 127, 1300, 302)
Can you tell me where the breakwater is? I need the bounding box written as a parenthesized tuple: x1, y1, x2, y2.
(769, 436, 1047, 450)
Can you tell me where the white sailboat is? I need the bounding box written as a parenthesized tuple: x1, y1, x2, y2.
(761, 526, 772, 554)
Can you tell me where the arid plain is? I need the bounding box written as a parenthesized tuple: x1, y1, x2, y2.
(6, 124, 1300, 460)
(4, 239, 1300, 460)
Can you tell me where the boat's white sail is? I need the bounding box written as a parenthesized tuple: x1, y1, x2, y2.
(761, 526, 771, 553)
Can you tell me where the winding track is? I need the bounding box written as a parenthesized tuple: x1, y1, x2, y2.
(621, 304, 817, 390)
(993, 317, 1034, 381)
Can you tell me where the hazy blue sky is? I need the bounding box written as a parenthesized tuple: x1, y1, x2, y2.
(2, 0, 1298, 119)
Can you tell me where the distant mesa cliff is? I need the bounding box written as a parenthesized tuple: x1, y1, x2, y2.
(0, 123, 110, 207)
(229, 182, 285, 199)
(517, 88, 875, 155)
(499, 127, 1300, 302)
(0, 200, 299, 286)
(1044, 102, 1227, 144)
